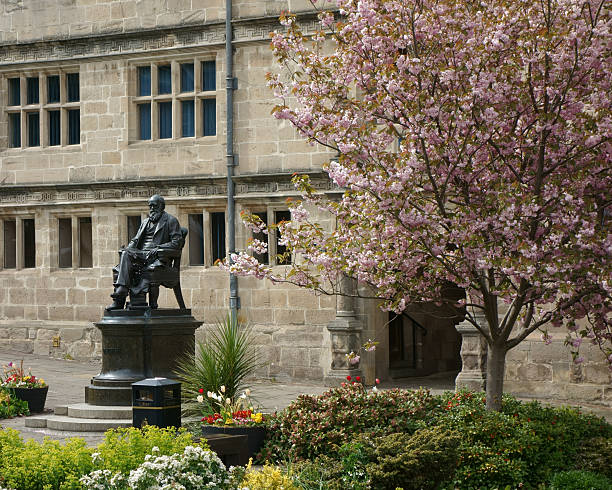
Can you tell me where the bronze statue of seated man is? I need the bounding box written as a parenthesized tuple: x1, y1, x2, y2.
(108, 194, 184, 310)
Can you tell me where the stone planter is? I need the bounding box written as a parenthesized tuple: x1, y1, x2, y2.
(201, 425, 267, 458)
(12, 386, 49, 413)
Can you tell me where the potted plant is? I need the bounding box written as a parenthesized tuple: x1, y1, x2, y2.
(1, 360, 48, 413)
(175, 313, 265, 457)
(198, 386, 268, 457)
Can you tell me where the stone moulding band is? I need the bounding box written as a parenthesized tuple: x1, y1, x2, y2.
(0, 17, 320, 67)
(0, 173, 337, 208)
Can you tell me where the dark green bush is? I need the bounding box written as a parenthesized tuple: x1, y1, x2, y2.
(549, 470, 612, 490)
(290, 429, 460, 490)
(436, 390, 612, 489)
(354, 429, 460, 490)
(261, 383, 436, 461)
(264, 387, 612, 489)
(574, 436, 612, 477)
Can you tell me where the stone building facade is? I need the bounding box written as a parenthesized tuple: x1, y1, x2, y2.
(0, 0, 609, 404)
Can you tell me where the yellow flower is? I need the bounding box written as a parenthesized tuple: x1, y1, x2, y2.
(251, 412, 263, 424)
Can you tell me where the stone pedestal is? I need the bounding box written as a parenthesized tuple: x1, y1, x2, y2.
(85, 309, 202, 406)
(324, 276, 362, 385)
(455, 316, 488, 391)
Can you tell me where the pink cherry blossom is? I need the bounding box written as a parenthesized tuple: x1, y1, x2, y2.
(226, 0, 612, 410)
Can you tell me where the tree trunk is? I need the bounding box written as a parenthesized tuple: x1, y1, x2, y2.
(485, 343, 506, 411)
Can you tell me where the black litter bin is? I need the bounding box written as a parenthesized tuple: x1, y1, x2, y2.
(132, 378, 181, 429)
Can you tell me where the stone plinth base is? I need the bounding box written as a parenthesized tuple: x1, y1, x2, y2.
(85, 309, 202, 406)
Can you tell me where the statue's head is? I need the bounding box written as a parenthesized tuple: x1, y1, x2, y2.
(148, 195, 165, 222)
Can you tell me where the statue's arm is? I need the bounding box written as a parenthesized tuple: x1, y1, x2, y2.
(127, 221, 146, 249)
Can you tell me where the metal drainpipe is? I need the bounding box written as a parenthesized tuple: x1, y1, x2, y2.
(226, 0, 239, 319)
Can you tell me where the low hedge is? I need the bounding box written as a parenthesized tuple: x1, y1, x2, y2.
(0, 426, 206, 490)
(549, 470, 612, 490)
(262, 386, 612, 489)
(260, 384, 436, 461)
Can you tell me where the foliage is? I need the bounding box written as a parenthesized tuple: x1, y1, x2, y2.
(260, 383, 436, 461)
(0, 429, 92, 490)
(175, 314, 261, 418)
(0, 426, 204, 490)
(241, 459, 297, 490)
(289, 455, 356, 490)
(0, 388, 29, 419)
(1, 360, 46, 389)
(226, 0, 612, 410)
(80, 445, 234, 490)
(262, 386, 612, 488)
(92, 426, 206, 477)
(290, 429, 459, 490)
(574, 436, 612, 477)
(437, 390, 611, 488)
(549, 470, 612, 490)
(353, 430, 460, 490)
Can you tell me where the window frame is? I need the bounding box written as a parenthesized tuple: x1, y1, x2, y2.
(52, 214, 93, 270)
(3, 70, 81, 149)
(181, 208, 226, 268)
(0, 216, 36, 270)
(132, 57, 217, 143)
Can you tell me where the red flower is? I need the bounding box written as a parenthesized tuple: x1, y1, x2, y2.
(199, 388, 204, 394)
(346, 376, 351, 381)
(355, 376, 361, 382)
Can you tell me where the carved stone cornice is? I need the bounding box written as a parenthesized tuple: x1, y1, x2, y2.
(0, 171, 337, 207)
(0, 15, 321, 67)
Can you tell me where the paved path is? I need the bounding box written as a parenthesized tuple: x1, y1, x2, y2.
(0, 351, 610, 446)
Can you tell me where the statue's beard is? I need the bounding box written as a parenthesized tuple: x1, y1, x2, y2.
(149, 210, 163, 222)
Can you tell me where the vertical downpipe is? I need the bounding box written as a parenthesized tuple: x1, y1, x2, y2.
(226, 0, 239, 320)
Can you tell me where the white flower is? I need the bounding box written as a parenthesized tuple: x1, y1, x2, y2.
(220, 385, 226, 393)
(244, 388, 251, 396)
(197, 395, 204, 403)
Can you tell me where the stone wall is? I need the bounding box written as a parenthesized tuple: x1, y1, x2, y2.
(505, 331, 612, 406)
(0, 0, 320, 44)
(0, 321, 101, 360)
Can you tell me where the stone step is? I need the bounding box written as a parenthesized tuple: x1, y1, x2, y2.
(63, 403, 133, 420)
(25, 414, 132, 432)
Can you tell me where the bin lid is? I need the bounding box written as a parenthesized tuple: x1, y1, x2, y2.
(132, 377, 180, 388)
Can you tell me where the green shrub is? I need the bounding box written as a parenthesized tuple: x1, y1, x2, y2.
(0, 429, 92, 490)
(290, 429, 459, 490)
(0, 426, 204, 489)
(0, 388, 29, 418)
(574, 436, 612, 477)
(264, 387, 612, 489)
(355, 429, 460, 490)
(93, 426, 206, 476)
(261, 384, 436, 461)
(549, 470, 612, 490)
(289, 455, 353, 490)
(436, 390, 612, 489)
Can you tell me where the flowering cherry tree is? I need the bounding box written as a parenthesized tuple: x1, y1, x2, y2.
(225, 0, 612, 410)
